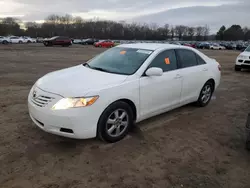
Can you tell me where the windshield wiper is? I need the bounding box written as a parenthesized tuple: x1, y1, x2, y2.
(91, 67, 111, 73)
(82, 62, 92, 68)
(83, 63, 118, 74)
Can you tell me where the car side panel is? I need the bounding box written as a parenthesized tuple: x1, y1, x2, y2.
(86, 79, 141, 122)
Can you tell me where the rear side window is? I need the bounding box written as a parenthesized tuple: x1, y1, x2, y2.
(196, 54, 206, 65)
(176, 49, 198, 68)
(148, 50, 177, 72)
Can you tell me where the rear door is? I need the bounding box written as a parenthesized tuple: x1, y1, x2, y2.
(176, 49, 210, 104)
(55, 37, 63, 45)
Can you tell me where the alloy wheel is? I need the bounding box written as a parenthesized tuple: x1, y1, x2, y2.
(201, 85, 212, 104)
(106, 109, 129, 137)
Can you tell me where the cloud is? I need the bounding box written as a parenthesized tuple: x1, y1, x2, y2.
(133, 1, 250, 33)
(0, 0, 249, 32)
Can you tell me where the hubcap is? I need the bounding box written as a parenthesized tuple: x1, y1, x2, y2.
(106, 109, 129, 137)
(201, 85, 212, 103)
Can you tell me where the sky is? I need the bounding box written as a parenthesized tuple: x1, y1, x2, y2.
(0, 0, 249, 33)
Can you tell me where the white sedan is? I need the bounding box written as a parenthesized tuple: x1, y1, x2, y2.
(9, 36, 25, 44)
(0, 36, 11, 44)
(235, 45, 250, 71)
(28, 43, 221, 142)
(210, 44, 225, 50)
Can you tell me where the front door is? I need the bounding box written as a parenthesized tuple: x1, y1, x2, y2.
(139, 49, 183, 120)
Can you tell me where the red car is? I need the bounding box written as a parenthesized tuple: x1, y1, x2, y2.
(183, 43, 196, 48)
(94, 40, 114, 48)
(43, 36, 72, 47)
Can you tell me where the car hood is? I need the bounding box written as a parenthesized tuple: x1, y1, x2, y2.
(35, 65, 128, 97)
(240, 51, 250, 56)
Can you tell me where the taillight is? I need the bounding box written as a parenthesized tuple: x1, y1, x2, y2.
(218, 64, 221, 71)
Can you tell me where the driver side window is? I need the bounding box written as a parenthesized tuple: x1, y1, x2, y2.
(148, 49, 177, 72)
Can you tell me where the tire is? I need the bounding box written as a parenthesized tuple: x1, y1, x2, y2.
(97, 101, 134, 143)
(196, 81, 214, 107)
(2, 40, 8, 44)
(99, 45, 102, 47)
(235, 65, 241, 72)
(27, 40, 31, 43)
(18, 41, 23, 44)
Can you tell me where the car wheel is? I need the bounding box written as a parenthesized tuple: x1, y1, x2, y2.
(97, 101, 134, 143)
(2, 40, 8, 44)
(18, 41, 23, 44)
(196, 81, 213, 107)
(235, 65, 241, 71)
(27, 40, 31, 43)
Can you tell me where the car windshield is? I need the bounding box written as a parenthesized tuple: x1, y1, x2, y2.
(50, 36, 58, 40)
(245, 46, 250, 52)
(85, 47, 153, 75)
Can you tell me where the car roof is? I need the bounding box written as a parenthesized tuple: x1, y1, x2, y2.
(117, 43, 192, 51)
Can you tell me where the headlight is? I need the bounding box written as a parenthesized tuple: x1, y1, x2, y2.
(52, 96, 99, 110)
(238, 55, 247, 59)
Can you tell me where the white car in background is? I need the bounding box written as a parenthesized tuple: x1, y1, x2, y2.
(210, 44, 225, 50)
(235, 45, 250, 71)
(22, 36, 36, 43)
(9, 36, 25, 44)
(28, 43, 221, 142)
(0, 36, 11, 44)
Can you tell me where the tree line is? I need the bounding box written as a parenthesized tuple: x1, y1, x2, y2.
(0, 14, 249, 41)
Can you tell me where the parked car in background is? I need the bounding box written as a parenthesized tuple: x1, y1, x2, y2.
(210, 44, 225, 50)
(236, 44, 248, 51)
(0, 36, 11, 44)
(81, 38, 99, 45)
(169, 42, 181, 45)
(183, 43, 195, 48)
(72, 39, 83, 44)
(21, 36, 36, 43)
(197, 42, 210, 49)
(36, 37, 44, 43)
(235, 45, 250, 71)
(94, 40, 114, 48)
(43, 36, 72, 47)
(225, 43, 236, 50)
(9, 36, 26, 44)
(28, 43, 221, 142)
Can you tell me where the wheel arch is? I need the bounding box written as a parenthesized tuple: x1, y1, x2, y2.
(206, 78, 215, 92)
(99, 98, 137, 122)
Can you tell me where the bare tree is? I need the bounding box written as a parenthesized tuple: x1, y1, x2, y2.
(187, 27, 195, 40)
(175, 25, 186, 40)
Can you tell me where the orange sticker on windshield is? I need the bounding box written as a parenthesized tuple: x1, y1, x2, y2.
(165, 58, 170, 64)
(120, 51, 126, 55)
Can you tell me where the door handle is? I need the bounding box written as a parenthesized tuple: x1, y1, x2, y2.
(174, 74, 182, 79)
(203, 68, 208, 71)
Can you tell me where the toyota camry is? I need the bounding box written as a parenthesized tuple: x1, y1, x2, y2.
(28, 43, 221, 143)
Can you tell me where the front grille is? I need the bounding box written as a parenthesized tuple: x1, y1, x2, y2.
(31, 95, 54, 107)
(244, 60, 250, 64)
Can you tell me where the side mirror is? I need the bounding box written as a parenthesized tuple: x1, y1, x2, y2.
(145, 67, 163, 77)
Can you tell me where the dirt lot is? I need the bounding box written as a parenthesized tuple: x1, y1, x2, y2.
(0, 44, 250, 188)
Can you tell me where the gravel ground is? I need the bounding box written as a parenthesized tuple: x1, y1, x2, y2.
(0, 44, 250, 188)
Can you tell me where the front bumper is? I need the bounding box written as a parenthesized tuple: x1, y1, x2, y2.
(235, 59, 250, 69)
(28, 87, 100, 139)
